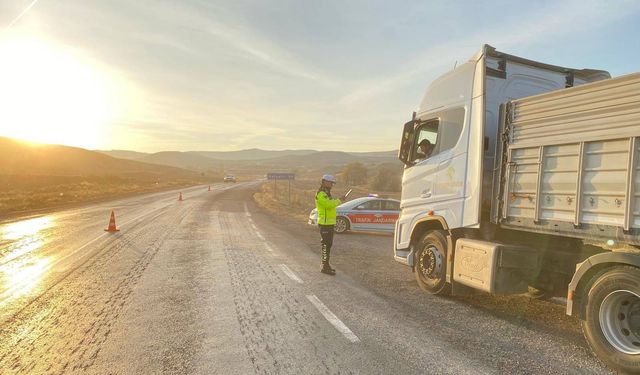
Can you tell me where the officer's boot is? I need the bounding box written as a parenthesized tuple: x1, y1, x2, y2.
(320, 244, 336, 275)
(325, 255, 336, 273)
(320, 261, 335, 275)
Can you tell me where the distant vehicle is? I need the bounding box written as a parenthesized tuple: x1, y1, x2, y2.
(223, 175, 236, 183)
(309, 196, 400, 233)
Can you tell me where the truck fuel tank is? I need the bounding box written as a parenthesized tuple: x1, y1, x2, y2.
(453, 238, 539, 294)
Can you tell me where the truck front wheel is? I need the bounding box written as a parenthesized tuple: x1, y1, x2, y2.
(583, 266, 640, 373)
(414, 230, 450, 295)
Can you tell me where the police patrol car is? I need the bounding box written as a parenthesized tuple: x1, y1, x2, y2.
(308, 195, 400, 233)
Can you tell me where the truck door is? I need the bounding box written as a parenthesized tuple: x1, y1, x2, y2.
(432, 107, 467, 209)
(401, 120, 442, 211)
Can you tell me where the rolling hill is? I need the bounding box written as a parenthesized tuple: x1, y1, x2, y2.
(97, 149, 150, 160)
(0, 137, 198, 179)
(97, 147, 399, 173)
(97, 148, 318, 162)
(262, 151, 360, 167)
(348, 150, 398, 158)
(135, 151, 222, 171)
(195, 149, 317, 161)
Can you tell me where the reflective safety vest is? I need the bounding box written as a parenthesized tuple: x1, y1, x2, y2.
(315, 190, 342, 226)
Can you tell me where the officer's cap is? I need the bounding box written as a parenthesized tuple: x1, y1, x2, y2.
(322, 174, 336, 183)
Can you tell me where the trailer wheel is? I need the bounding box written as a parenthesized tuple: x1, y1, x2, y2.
(582, 266, 640, 373)
(414, 230, 450, 295)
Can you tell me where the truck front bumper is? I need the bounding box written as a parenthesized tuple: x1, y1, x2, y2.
(393, 221, 414, 267)
(394, 246, 414, 267)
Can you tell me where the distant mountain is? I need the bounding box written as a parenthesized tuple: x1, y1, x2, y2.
(97, 149, 150, 160)
(264, 151, 358, 167)
(136, 151, 222, 171)
(146, 150, 397, 174)
(194, 149, 317, 161)
(244, 150, 399, 170)
(98, 148, 397, 163)
(0, 137, 197, 179)
(347, 150, 398, 158)
(92, 147, 399, 173)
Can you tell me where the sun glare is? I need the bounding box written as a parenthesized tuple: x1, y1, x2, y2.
(0, 35, 118, 149)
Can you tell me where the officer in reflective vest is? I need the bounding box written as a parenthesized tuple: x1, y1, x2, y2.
(315, 174, 347, 275)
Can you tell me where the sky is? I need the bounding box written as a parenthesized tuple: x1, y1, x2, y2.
(0, 0, 639, 152)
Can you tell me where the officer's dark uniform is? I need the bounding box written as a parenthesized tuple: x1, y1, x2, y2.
(315, 184, 342, 275)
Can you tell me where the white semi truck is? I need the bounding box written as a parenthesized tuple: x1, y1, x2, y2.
(395, 44, 640, 373)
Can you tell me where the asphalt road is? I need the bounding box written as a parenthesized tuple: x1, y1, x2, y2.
(0, 182, 613, 374)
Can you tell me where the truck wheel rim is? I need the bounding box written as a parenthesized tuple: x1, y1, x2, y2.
(599, 289, 640, 355)
(335, 219, 346, 232)
(419, 245, 443, 280)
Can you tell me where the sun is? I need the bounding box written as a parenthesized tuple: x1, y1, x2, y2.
(0, 34, 116, 149)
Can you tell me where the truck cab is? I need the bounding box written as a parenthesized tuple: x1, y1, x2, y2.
(394, 44, 608, 267)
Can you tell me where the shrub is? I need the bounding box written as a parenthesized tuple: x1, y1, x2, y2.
(369, 166, 402, 192)
(341, 162, 368, 185)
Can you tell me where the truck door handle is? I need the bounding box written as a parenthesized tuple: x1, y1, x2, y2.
(421, 190, 432, 199)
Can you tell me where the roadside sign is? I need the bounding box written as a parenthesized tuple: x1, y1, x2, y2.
(267, 173, 295, 180)
(267, 173, 295, 205)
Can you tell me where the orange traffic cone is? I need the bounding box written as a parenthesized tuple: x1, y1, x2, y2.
(208, 185, 211, 191)
(104, 210, 119, 232)
(178, 192, 183, 201)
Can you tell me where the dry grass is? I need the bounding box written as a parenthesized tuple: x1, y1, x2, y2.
(0, 175, 213, 217)
(253, 180, 314, 222)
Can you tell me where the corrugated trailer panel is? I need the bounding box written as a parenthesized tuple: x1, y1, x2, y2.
(504, 147, 538, 219)
(540, 143, 580, 223)
(499, 73, 640, 242)
(630, 139, 640, 228)
(508, 73, 640, 147)
(580, 139, 629, 227)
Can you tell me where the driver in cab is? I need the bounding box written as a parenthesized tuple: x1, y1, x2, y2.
(416, 139, 435, 160)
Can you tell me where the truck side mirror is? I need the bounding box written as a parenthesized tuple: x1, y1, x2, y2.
(398, 120, 416, 166)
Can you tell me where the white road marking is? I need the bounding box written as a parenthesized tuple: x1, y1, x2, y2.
(244, 203, 252, 217)
(246, 215, 266, 241)
(306, 295, 360, 343)
(279, 264, 303, 284)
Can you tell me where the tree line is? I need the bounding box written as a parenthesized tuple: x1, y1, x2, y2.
(340, 162, 402, 192)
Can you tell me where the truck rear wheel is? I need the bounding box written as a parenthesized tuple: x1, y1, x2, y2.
(414, 230, 450, 295)
(582, 266, 640, 373)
